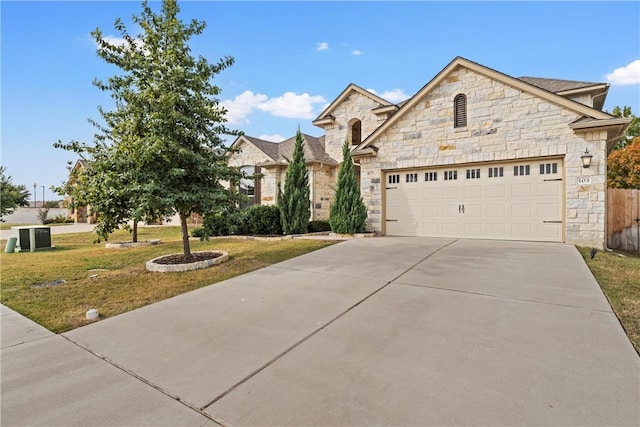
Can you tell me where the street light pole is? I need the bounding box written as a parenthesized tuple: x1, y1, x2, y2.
(33, 183, 37, 208)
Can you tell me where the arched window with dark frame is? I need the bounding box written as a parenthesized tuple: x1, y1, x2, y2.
(349, 118, 362, 145)
(454, 94, 467, 128)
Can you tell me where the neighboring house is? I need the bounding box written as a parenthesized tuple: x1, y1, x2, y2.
(66, 160, 98, 224)
(228, 133, 338, 220)
(228, 57, 631, 247)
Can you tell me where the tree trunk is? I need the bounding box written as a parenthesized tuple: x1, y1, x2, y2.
(180, 212, 192, 261)
(132, 220, 138, 243)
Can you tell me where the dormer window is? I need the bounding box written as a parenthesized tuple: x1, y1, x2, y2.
(349, 119, 362, 145)
(454, 94, 467, 128)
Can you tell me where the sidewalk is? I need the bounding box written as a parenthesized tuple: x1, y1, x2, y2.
(0, 304, 215, 426)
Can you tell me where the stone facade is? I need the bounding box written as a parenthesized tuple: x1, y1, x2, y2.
(228, 138, 337, 220)
(230, 58, 623, 248)
(323, 91, 388, 161)
(351, 67, 607, 247)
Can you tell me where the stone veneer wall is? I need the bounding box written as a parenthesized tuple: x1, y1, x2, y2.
(228, 139, 337, 220)
(350, 66, 607, 247)
(323, 91, 387, 161)
(310, 164, 335, 221)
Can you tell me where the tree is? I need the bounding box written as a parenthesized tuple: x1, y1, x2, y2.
(0, 167, 30, 221)
(55, 0, 240, 259)
(608, 136, 640, 189)
(611, 106, 640, 149)
(278, 129, 310, 234)
(329, 140, 368, 234)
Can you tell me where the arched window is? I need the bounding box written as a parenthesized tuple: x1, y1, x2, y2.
(454, 94, 467, 128)
(239, 165, 260, 209)
(349, 119, 362, 145)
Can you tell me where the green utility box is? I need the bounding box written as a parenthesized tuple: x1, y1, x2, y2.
(12, 226, 52, 252)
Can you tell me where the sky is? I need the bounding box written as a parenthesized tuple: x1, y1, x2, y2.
(2, 1, 639, 202)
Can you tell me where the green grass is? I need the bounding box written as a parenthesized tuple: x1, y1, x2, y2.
(0, 227, 337, 333)
(578, 247, 640, 354)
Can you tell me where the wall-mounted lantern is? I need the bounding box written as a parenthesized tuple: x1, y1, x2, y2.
(580, 148, 593, 168)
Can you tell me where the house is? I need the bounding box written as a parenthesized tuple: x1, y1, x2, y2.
(229, 56, 630, 248)
(66, 160, 98, 224)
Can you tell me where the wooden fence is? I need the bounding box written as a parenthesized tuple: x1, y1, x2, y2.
(607, 188, 640, 252)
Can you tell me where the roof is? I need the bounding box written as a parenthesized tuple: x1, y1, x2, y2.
(354, 56, 613, 153)
(518, 77, 606, 93)
(232, 133, 338, 166)
(313, 83, 393, 125)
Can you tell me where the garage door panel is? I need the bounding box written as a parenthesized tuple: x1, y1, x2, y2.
(537, 182, 561, 196)
(512, 183, 532, 197)
(385, 158, 563, 242)
(486, 223, 505, 236)
(512, 204, 532, 217)
(487, 185, 505, 198)
(486, 204, 505, 217)
(537, 203, 560, 217)
(538, 223, 562, 238)
(464, 186, 482, 198)
(512, 223, 533, 237)
(442, 188, 459, 199)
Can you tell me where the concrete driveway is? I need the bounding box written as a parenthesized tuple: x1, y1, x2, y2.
(2, 238, 639, 426)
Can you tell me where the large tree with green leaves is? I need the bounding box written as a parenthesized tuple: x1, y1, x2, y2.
(0, 167, 30, 221)
(611, 106, 639, 149)
(56, 0, 240, 259)
(278, 129, 310, 234)
(329, 140, 368, 234)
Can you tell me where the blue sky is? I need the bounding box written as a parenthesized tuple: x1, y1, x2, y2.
(2, 1, 639, 201)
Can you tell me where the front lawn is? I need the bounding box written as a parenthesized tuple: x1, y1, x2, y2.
(0, 227, 337, 333)
(578, 247, 640, 354)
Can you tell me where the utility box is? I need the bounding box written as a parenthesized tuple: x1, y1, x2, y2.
(12, 226, 52, 252)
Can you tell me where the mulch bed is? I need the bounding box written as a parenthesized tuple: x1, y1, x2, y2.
(152, 251, 223, 265)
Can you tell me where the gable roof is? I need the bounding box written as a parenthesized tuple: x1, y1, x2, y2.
(518, 76, 607, 93)
(354, 56, 614, 152)
(231, 134, 338, 166)
(313, 83, 393, 125)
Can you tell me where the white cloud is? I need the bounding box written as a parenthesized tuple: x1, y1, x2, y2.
(258, 134, 286, 142)
(257, 92, 327, 119)
(606, 60, 640, 85)
(222, 91, 326, 124)
(317, 42, 330, 51)
(352, 50, 362, 56)
(221, 90, 268, 124)
(366, 88, 410, 103)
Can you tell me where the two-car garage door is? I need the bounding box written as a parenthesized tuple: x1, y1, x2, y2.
(385, 159, 563, 242)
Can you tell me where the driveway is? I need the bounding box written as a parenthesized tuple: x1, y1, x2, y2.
(2, 238, 639, 426)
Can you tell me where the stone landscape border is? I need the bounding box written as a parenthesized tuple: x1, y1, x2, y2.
(106, 239, 161, 249)
(146, 250, 229, 273)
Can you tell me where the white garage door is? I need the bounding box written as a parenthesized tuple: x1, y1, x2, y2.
(385, 159, 563, 242)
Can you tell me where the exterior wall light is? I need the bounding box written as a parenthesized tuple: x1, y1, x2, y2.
(580, 148, 593, 168)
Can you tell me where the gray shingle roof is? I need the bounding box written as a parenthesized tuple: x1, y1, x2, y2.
(242, 134, 338, 166)
(518, 77, 605, 93)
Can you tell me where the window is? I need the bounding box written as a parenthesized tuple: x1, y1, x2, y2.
(513, 165, 531, 176)
(466, 168, 480, 179)
(406, 173, 418, 183)
(539, 163, 558, 175)
(350, 119, 362, 145)
(239, 165, 260, 209)
(488, 167, 504, 178)
(444, 170, 458, 181)
(425, 171, 438, 182)
(454, 94, 467, 128)
(388, 174, 400, 184)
